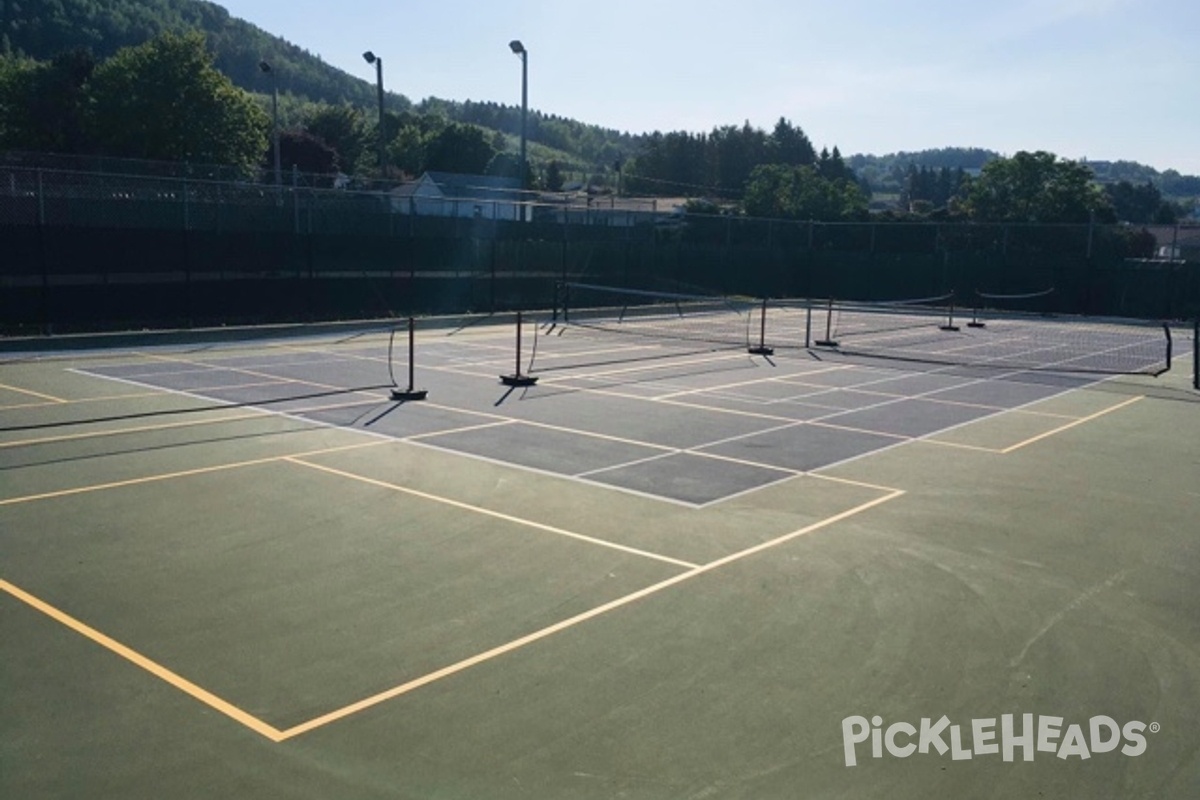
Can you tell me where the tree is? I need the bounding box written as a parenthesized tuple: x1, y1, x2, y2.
(965, 151, 1113, 223)
(422, 122, 495, 174)
(0, 48, 95, 152)
(272, 129, 337, 175)
(1106, 180, 1176, 224)
(83, 31, 268, 173)
(742, 164, 867, 221)
(485, 151, 537, 189)
(817, 146, 850, 182)
(485, 151, 520, 179)
(386, 122, 427, 177)
(544, 159, 564, 192)
(768, 117, 815, 166)
(303, 103, 368, 171)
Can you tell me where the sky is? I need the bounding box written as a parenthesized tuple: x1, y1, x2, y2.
(212, 0, 1200, 175)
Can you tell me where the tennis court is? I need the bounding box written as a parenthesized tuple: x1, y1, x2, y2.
(2, 301, 1198, 799)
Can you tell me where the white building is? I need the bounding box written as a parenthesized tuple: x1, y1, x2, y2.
(389, 172, 522, 220)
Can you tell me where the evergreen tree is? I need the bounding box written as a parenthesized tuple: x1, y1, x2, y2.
(544, 159, 564, 192)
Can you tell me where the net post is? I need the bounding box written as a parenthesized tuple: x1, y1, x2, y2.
(748, 297, 774, 355)
(814, 297, 838, 347)
(1193, 318, 1198, 390)
(804, 296, 813, 349)
(940, 294, 961, 332)
(390, 317, 428, 401)
(1160, 323, 1171, 375)
(501, 311, 538, 387)
(967, 299, 986, 328)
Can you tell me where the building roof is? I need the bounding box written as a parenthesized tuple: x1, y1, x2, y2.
(424, 172, 520, 199)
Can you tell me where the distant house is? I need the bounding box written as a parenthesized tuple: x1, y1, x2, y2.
(1147, 225, 1200, 262)
(389, 172, 522, 220)
(386, 171, 690, 227)
(531, 191, 679, 227)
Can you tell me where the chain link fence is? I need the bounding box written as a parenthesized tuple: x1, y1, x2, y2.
(2, 162, 1197, 333)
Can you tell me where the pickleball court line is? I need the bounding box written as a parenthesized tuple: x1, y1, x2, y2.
(274, 485, 905, 740)
(0, 382, 68, 403)
(283, 456, 699, 570)
(0, 578, 287, 742)
(2, 468, 904, 744)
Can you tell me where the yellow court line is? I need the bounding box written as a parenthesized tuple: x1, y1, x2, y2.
(0, 382, 67, 404)
(1005, 407, 1082, 420)
(806, 472, 915, 494)
(0, 390, 176, 412)
(278, 487, 904, 740)
(0, 579, 285, 742)
(284, 457, 699, 570)
(0, 441, 387, 507)
(0, 410, 271, 450)
(1000, 395, 1144, 454)
(915, 439, 1005, 454)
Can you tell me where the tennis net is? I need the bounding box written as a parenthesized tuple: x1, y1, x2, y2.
(558, 282, 759, 350)
(968, 287, 1057, 328)
(808, 293, 959, 347)
(810, 292, 1171, 376)
(554, 282, 1173, 377)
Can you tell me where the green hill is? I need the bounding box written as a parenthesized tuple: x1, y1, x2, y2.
(3, 0, 1196, 199)
(0, 0, 635, 175)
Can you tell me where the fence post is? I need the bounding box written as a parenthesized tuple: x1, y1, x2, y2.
(36, 170, 49, 333)
(182, 177, 192, 327)
(36, 169, 46, 225)
(292, 165, 300, 235)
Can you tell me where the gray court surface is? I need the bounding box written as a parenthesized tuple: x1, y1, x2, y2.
(1, 316, 1198, 799)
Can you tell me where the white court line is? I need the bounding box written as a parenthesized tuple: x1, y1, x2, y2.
(285, 457, 699, 570)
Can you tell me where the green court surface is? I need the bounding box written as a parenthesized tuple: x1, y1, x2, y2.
(1, 320, 1198, 799)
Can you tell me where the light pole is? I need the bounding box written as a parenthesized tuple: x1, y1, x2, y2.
(508, 40, 527, 219)
(362, 50, 386, 179)
(258, 60, 281, 187)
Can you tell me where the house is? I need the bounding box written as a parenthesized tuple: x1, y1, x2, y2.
(389, 172, 523, 220)
(1147, 225, 1200, 262)
(530, 191, 682, 227)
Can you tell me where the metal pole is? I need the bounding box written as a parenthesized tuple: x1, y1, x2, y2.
(376, 58, 386, 177)
(363, 52, 386, 180)
(520, 52, 527, 204)
(1194, 318, 1199, 391)
(510, 41, 528, 222)
(259, 61, 282, 188)
(272, 82, 281, 188)
(36, 169, 49, 333)
(388, 317, 428, 401)
(515, 311, 523, 376)
(408, 316, 416, 391)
